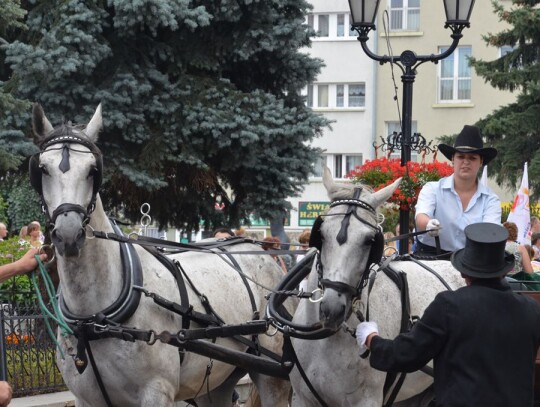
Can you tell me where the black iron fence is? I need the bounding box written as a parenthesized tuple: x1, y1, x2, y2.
(0, 291, 66, 397)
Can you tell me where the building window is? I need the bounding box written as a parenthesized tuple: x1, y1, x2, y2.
(348, 84, 365, 107)
(307, 13, 356, 39)
(307, 84, 366, 109)
(318, 15, 329, 37)
(337, 14, 345, 37)
(390, 0, 420, 31)
(499, 45, 515, 57)
(310, 154, 363, 179)
(438, 46, 471, 102)
(318, 84, 329, 107)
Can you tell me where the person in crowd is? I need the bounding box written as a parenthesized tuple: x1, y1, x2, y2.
(261, 236, 287, 273)
(524, 244, 535, 263)
(531, 216, 540, 235)
(0, 247, 48, 405)
(356, 223, 540, 406)
(383, 231, 397, 257)
(503, 221, 534, 275)
(212, 227, 234, 238)
(18, 226, 28, 245)
(0, 223, 7, 241)
(415, 125, 501, 257)
(531, 232, 540, 261)
(296, 230, 311, 262)
(234, 227, 246, 237)
(27, 222, 42, 248)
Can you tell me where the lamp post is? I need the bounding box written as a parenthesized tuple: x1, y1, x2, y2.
(348, 0, 475, 254)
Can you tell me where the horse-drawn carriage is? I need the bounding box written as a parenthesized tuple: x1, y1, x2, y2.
(30, 103, 540, 406)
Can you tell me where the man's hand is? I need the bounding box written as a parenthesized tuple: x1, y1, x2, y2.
(0, 381, 12, 406)
(356, 321, 379, 354)
(15, 248, 48, 274)
(426, 219, 441, 237)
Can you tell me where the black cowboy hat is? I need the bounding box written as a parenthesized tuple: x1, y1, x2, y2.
(438, 125, 498, 165)
(451, 223, 515, 278)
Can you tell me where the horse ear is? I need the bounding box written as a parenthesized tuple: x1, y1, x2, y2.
(370, 178, 402, 208)
(322, 166, 354, 200)
(32, 103, 54, 142)
(84, 103, 102, 142)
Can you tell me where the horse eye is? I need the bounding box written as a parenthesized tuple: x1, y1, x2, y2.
(87, 166, 98, 178)
(39, 164, 49, 176)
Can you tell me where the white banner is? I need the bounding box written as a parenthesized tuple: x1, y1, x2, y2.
(480, 166, 488, 187)
(507, 163, 531, 244)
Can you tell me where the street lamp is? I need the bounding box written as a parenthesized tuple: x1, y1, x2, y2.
(348, 0, 475, 254)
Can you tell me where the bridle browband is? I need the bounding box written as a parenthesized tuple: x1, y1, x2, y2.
(29, 131, 103, 226)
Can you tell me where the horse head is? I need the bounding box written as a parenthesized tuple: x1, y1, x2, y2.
(316, 166, 400, 330)
(31, 104, 103, 257)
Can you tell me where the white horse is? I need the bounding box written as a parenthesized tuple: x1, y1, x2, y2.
(289, 167, 465, 406)
(31, 103, 291, 407)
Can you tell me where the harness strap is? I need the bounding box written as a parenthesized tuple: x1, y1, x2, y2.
(84, 337, 114, 407)
(283, 336, 329, 407)
(408, 256, 453, 291)
(378, 266, 412, 407)
(217, 249, 258, 315)
(136, 287, 220, 326)
(142, 246, 191, 331)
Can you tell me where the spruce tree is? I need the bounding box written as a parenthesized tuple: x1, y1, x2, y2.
(0, 0, 33, 174)
(1, 0, 327, 231)
(470, 0, 540, 197)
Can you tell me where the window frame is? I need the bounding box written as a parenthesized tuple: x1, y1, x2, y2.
(389, 0, 420, 32)
(310, 154, 364, 179)
(307, 83, 366, 109)
(437, 46, 472, 103)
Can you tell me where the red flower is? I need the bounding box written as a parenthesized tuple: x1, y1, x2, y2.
(347, 158, 453, 210)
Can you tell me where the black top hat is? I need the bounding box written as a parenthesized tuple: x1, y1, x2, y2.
(438, 125, 498, 165)
(451, 223, 515, 278)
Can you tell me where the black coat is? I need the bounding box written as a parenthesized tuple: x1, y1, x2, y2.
(370, 279, 540, 406)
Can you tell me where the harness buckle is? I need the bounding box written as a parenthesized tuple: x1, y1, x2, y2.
(308, 288, 324, 303)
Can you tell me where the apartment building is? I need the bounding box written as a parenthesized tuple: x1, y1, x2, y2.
(374, 0, 516, 199)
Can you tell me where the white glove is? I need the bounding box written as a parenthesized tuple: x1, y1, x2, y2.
(426, 218, 441, 237)
(356, 321, 379, 354)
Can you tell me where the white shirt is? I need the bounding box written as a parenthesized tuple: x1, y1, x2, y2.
(415, 175, 501, 252)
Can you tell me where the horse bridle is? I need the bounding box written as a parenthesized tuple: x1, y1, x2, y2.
(29, 132, 103, 226)
(310, 187, 384, 300)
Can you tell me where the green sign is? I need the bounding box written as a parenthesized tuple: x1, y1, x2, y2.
(298, 201, 330, 226)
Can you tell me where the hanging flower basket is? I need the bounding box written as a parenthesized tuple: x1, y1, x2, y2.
(347, 158, 454, 211)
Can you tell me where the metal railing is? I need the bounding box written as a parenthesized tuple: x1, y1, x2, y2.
(0, 291, 66, 397)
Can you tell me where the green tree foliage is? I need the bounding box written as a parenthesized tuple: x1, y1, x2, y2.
(0, 0, 33, 175)
(2, 0, 327, 232)
(469, 0, 540, 198)
(3, 174, 44, 233)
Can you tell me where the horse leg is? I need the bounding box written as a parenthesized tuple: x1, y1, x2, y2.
(194, 367, 247, 407)
(248, 372, 291, 407)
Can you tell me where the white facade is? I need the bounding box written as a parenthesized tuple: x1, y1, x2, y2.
(283, 0, 377, 233)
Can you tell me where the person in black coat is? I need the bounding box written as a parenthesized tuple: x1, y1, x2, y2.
(357, 222, 540, 406)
